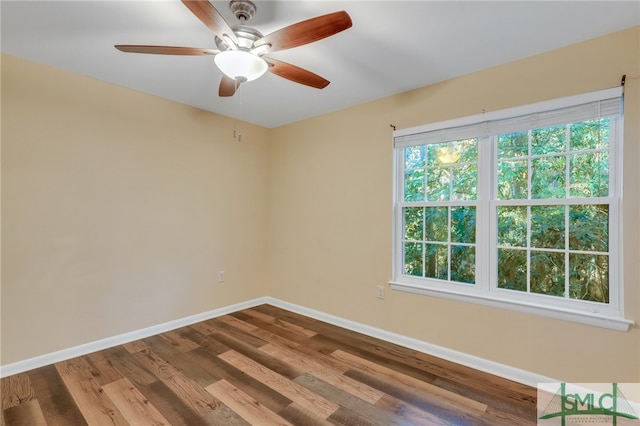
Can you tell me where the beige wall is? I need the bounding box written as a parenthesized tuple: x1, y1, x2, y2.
(268, 26, 640, 382)
(2, 26, 639, 382)
(1, 55, 270, 364)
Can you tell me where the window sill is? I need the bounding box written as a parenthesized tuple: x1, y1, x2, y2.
(388, 280, 634, 331)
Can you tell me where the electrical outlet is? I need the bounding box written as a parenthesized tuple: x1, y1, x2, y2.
(377, 285, 385, 299)
(218, 271, 225, 282)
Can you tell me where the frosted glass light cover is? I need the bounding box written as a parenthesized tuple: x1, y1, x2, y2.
(214, 50, 268, 82)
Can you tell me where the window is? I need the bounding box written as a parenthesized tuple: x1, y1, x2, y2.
(391, 88, 631, 331)
(403, 139, 478, 283)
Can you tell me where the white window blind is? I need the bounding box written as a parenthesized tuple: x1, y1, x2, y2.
(394, 87, 622, 148)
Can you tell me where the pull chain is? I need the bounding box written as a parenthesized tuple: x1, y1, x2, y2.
(233, 77, 244, 142)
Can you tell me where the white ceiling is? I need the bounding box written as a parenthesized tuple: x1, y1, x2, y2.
(2, 1, 638, 128)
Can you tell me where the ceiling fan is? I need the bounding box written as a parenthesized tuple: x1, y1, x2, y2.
(115, 0, 352, 97)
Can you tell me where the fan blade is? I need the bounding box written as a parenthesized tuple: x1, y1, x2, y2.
(255, 11, 352, 52)
(182, 0, 238, 45)
(219, 75, 240, 97)
(115, 45, 219, 55)
(264, 57, 329, 89)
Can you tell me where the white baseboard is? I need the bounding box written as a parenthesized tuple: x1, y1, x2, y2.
(264, 297, 559, 387)
(0, 297, 269, 378)
(1, 296, 557, 387)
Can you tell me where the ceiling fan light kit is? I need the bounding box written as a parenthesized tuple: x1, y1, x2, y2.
(115, 0, 352, 97)
(214, 50, 267, 81)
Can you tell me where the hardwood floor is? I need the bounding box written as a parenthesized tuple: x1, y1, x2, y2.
(1, 304, 537, 425)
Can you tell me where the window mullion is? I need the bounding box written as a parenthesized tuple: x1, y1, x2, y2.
(564, 124, 571, 300)
(527, 206, 531, 294)
(565, 206, 570, 299)
(447, 207, 451, 281)
(477, 136, 492, 292)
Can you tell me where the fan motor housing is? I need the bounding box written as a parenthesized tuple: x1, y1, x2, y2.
(215, 25, 263, 51)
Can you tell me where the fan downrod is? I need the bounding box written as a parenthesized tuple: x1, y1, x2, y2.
(230, 0, 257, 24)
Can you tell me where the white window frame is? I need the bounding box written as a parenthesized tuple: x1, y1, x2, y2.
(390, 87, 633, 331)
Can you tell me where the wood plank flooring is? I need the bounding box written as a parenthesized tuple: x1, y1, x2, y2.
(1, 304, 537, 425)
